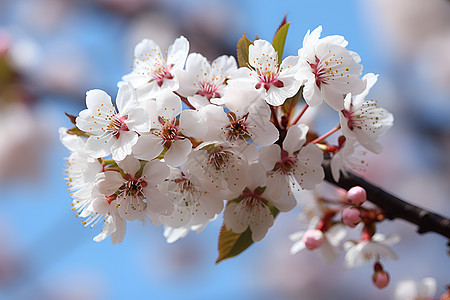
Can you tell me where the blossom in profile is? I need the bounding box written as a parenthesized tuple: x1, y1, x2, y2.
(339, 73, 394, 154)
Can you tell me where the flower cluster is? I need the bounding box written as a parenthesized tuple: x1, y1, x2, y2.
(60, 25, 393, 260)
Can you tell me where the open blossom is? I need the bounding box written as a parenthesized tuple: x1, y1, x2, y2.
(344, 233, 400, 269)
(76, 83, 149, 161)
(296, 26, 366, 111)
(132, 90, 205, 167)
(339, 73, 394, 154)
(121, 36, 189, 100)
(95, 155, 173, 223)
(229, 39, 301, 106)
(160, 167, 224, 229)
(184, 141, 250, 193)
(200, 89, 278, 147)
(259, 124, 324, 205)
(223, 164, 279, 242)
(176, 53, 237, 109)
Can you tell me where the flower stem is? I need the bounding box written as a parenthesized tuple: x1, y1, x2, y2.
(270, 105, 280, 129)
(308, 124, 341, 144)
(175, 92, 196, 110)
(289, 104, 308, 128)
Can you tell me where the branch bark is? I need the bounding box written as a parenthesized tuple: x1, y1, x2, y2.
(322, 160, 450, 244)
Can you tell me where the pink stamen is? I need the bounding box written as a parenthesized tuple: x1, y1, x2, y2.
(153, 64, 173, 87)
(309, 56, 328, 88)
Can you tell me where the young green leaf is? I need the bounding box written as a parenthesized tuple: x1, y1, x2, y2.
(236, 34, 253, 68)
(272, 22, 291, 64)
(216, 225, 253, 263)
(216, 204, 280, 263)
(67, 126, 89, 137)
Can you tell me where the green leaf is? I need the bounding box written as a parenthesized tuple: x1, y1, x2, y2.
(236, 34, 253, 68)
(216, 203, 280, 263)
(216, 225, 253, 263)
(67, 126, 89, 137)
(272, 22, 290, 64)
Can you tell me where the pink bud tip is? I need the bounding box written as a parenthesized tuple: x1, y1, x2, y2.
(302, 229, 324, 250)
(347, 186, 367, 206)
(372, 270, 390, 289)
(342, 207, 361, 228)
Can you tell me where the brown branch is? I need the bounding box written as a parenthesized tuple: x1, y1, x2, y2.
(322, 160, 450, 244)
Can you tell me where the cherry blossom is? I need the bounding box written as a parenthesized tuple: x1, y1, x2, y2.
(339, 73, 394, 154)
(259, 124, 324, 203)
(121, 36, 189, 100)
(200, 88, 278, 147)
(94, 155, 173, 223)
(296, 26, 366, 111)
(176, 53, 237, 109)
(344, 233, 400, 269)
(76, 82, 150, 161)
(160, 167, 224, 229)
(330, 138, 368, 182)
(223, 164, 278, 242)
(229, 39, 301, 106)
(132, 90, 205, 167)
(184, 141, 250, 193)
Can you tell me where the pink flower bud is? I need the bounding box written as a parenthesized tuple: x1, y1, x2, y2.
(372, 270, 390, 289)
(347, 186, 367, 206)
(302, 229, 324, 250)
(341, 206, 361, 228)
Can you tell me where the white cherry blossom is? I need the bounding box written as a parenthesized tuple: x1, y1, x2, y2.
(176, 53, 237, 109)
(121, 36, 189, 100)
(200, 89, 278, 147)
(339, 73, 394, 154)
(184, 141, 250, 193)
(344, 233, 400, 269)
(94, 155, 173, 223)
(229, 39, 301, 106)
(132, 90, 206, 167)
(160, 167, 224, 229)
(296, 26, 366, 111)
(223, 164, 275, 242)
(259, 124, 324, 204)
(76, 83, 150, 161)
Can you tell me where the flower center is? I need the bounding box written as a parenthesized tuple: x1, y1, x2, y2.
(207, 147, 232, 171)
(274, 149, 298, 173)
(309, 55, 332, 88)
(224, 112, 250, 142)
(107, 114, 129, 138)
(255, 69, 284, 91)
(157, 116, 180, 147)
(116, 175, 148, 213)
(197, 80, 221, 100)
(152, 64, 173, 87)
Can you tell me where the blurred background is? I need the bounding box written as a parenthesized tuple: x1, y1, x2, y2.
(0, 0, 449, 299)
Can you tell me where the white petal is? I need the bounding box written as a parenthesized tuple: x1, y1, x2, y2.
(156, 90, 182, 120)
(167, 36, 189, 69)
(132, 134, 164, 161)
(95, 171, 124, 195)
(164, 139, 192, 167)
(117, 155, 141, 176)
(141, 159, 170, 186)
(283, 124, 309, 154)
(259, 144, 281, 171)
(144, 187, 174, 216)
(179, 109, 207, 138)
(110, 131, 138, 161)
